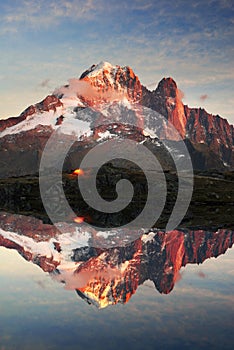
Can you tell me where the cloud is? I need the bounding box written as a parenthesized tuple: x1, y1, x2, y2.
(2, 0, 96, 30)
(197, 271, 206, 278)
(0, 0, 233, 123)
(175, 270, 183, 283)
(54, 78, 127, 102)
(218, 0, 234, 8)
(52, 265, 121, 290)
(200, 94, 208, 101)
(178, 89, 185, 100)
(35, 279, 47, 289)
(131, 2, 153, 11)
(39, 79, 51, 88)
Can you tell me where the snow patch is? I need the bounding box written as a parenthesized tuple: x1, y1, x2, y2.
(0, 226, 91, 268)
(97, 130, 117, 141)
(0, 109, 62, 137)
(86, 61, 115, 77)
(141, 232, 155, 243)
(0, 100, 91, 139)
(0, 227, 59, 260)
(143, 127, 157, 138)
(57, 117, 91, 138)
(60, 96, 85, 109)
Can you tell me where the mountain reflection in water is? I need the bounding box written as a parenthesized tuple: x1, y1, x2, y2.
(0, 211, 233, 309)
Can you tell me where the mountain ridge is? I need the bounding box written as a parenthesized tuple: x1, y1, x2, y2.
(0, 61, 233, 176)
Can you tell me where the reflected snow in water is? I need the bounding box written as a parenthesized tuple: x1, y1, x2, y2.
(0, 212, 234, 350)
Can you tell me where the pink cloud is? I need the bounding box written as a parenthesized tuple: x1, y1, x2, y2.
(54, 78, 127, 102)
(200, 94, 208, 101)
(197, 271, 206, 278)
(178, 89, 185, 100)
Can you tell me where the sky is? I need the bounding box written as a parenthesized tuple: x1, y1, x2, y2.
(0, 0, 233, 124)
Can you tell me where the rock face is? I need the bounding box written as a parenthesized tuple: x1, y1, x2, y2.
(0, 211, 233, 308)
(80, 61, 142, 102)
(0, 125, 52, 177)
(81, 64, 234, 167)
(142, 77, 187, 138)
(185, 106, 234, 166)
(72, 229, 234, 306)
(0, 61, 233, 177)
(142, 77, 234, 167)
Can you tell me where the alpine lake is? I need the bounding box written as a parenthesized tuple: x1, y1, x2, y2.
(0, 167, 233, 350)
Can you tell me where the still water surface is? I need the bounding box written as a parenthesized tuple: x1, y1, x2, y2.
(0, 238, 233, 350)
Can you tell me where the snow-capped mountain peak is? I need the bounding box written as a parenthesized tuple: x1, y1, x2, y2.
(79, 61, 142, 102)
(0, 61, 233, 177)
(80, 61, 117, 79)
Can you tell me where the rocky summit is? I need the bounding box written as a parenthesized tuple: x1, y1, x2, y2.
(0, 61, 233, 178)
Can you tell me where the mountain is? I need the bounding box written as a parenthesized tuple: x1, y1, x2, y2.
(0, 61, 233, 177)
(142, 77, 234, 168)
(0, 211, 233, 308)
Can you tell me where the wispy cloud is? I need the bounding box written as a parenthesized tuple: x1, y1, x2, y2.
(200, 94, 208, 101)
(197, 271, 207, 278)
(39, 79, 51, 88)
(130, 2, 153, 11)
(0, 0, 233, 123)
(1, 0, 96, 32)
